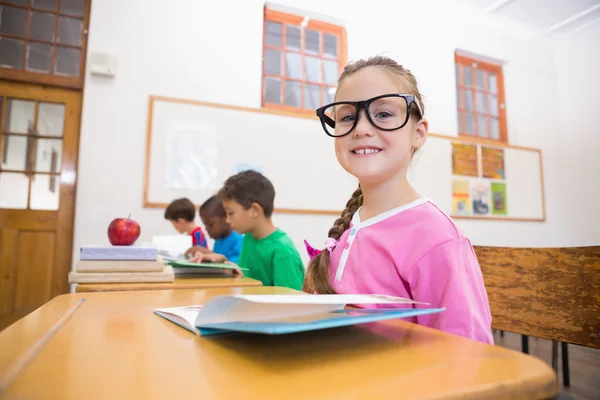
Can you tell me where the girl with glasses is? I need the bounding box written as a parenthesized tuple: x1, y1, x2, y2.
(304, 55, 493, 344)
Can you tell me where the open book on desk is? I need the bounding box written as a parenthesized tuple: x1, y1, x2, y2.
(163, 259, 248, 275)
(153, 294, 445, 336)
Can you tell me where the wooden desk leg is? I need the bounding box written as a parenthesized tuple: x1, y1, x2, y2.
(521, 335, 529, 354)
(561, 342, 570, 387)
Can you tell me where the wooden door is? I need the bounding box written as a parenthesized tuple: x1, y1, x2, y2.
(0, 81, 81, 330)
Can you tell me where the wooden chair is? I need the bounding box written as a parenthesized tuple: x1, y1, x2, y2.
(474, 245, 600, 389)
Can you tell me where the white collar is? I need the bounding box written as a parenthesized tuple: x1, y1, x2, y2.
(351, 197, 428, 230)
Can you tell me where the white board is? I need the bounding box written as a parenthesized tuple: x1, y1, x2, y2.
(145, 97, 358, 213)
(408, 135, 544, 221)
(145, 97, 544, 221)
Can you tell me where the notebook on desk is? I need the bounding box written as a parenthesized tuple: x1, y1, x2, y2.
(164, 259, 249, 275)
(153, 294, 445, 336)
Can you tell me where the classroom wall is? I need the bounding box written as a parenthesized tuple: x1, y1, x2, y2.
(553, 23, 600, 246)
(73, 0, 598, 268)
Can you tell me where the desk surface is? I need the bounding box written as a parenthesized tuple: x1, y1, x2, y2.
(0, 287, 557, 400)
(75, 275, 262, 292)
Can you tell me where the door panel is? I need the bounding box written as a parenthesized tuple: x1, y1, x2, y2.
(14, 231, 56, 312)
(0, 81, 81, 330)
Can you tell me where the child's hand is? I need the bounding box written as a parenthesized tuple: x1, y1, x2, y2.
(190, 252, 227, 263)
(224, 261, 244, 277)
(185, 246, 210, 257)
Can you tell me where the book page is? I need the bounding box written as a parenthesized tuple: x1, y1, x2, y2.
(154, 306, 203, 333)
(194, 296, 343, 325)
(194, 294, 427, 325)
(233, 294, 428, 305)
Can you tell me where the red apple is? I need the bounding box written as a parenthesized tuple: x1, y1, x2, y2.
(107, 216, 141, 246)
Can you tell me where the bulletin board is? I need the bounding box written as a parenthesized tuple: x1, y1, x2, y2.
(407, 135, 545, 222)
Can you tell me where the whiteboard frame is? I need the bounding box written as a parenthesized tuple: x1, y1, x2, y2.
(143, 95, 545, 221)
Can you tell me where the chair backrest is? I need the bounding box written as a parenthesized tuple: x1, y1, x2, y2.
(473, 245, 600, 349)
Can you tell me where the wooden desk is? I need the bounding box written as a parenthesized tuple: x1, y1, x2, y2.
(0, 287, 557, 400)
(74, 276, 262, 292)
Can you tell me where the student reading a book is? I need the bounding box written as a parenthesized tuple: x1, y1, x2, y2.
(183, 195, 244, 264)
(164, 198, 208, 252)
(191, 171, 305, 290)
(303, 56, 493, 344)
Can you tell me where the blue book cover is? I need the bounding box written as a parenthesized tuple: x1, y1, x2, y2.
(80, 245, 157, 261)
(154, 294, 445, 336)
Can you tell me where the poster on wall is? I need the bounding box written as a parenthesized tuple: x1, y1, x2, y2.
(491, 182, 507, 215)
(481, 146, 505, 179)
(451, 179, 471, 215)
(451, 142, 479, 177)
(471, 180, 491, 215)
(165, 121, 218, 191)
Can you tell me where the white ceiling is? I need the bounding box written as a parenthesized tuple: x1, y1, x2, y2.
(457, 0, 600, 39)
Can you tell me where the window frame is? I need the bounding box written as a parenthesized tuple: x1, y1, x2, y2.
(0, 0, 91, 89)
(455, 53, 508, 143)
(261, 7, 347, 115)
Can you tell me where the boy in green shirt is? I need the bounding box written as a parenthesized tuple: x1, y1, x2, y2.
(191, 170, 305, 290)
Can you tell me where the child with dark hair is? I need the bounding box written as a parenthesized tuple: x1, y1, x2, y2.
(187, 195, 243, 264)
(164, 197, 207, 248)
(192, 171, 304, 290)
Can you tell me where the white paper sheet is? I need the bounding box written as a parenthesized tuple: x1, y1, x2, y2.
(165, 121, 218, 191)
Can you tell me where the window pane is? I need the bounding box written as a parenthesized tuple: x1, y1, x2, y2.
(457, 112, 464, 133)
(58, 16, 82, 46)
(456, 89, 461, 108)
(324, 86, 335, 105)
(455, 65, 460, 85)
(26, 42, 52, 72)
(0, 5, 27, 37)
(60, 0, 84, 16)
(1, 135, 28, 170)
(305, 56, 321, 83)
(476, 69, 485, 89)
(7, 99, 35, 133)
(284, 80, 301, 108)
(465, 113, 474, 134)
(30, 174, 59, 210)
(305, 29, 319, 55)
(284, 52, 302, 79)
(30, 11, 55, 42)
(488, 73, 498, 93)
(464, 90, 473, 111)
(34, 138, 62, 172)
(0, 172, 29, 209)
(264, 77, 281, 104)
(265, 21, 282, 47)
(323, 33, 337, 58)
(323, 59, 338, 85)
(0, 37, 24, 68)
(55, 46, 79, 76)
(476, 91, 486, 113)
(477, 115, 487, 138)
(488, 94, 498, 116)
(304, 84, 320, 110)
(463, 67, 473, 86)
(490, 118, 500, 139)
(33, 0, 57, 10)
(285, 25, 300, 51)
(264, 48, 281, 75)
(38, 102, 65, 136)
(5, 0, 28, 4)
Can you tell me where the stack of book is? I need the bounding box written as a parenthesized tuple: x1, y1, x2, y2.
(68, 245, 175, 284)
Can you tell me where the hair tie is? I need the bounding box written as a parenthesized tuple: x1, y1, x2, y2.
(304, 238, 338, 259)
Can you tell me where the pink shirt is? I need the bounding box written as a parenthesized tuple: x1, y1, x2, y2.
(329, 198, 493, 344)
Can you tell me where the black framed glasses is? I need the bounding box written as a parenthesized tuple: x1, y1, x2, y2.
(315, 94, 423, 137)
